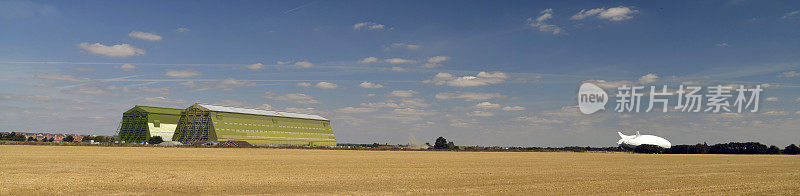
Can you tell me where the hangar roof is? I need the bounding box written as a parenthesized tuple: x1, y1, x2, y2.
(197, 104, 328, 121)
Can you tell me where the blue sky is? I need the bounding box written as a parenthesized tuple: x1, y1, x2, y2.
(1, 0, 799, 147)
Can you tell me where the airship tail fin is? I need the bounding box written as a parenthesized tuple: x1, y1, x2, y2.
(617, 132, 627, 144)
(636, 131, 641, 137)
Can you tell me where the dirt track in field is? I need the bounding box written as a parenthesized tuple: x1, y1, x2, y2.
(1, 145, 798, 195)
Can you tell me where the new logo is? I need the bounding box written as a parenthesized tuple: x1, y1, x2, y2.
(578, 83, 608, 114)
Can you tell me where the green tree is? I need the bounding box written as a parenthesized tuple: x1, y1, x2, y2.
(62, 135, 74, 142)
(434, 137, 448, 149)
(148, 136, 164, 144)
(48, 138, 54, 142)
(634, 144, 664, 154)
(767, 145, 781, 154)
(784, 144, 800, 155)
(27, 137, 37, 142)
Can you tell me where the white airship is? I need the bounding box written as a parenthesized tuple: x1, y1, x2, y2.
(617, 131, 671, 148)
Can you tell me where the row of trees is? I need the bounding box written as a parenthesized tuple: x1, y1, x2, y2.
(633, 142, 800, 154)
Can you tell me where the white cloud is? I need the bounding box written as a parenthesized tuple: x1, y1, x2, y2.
(392, 108, 434, 115)
(175, 27, 190, 32)
(391, 67, 407, 72)
(296, 82, 311, 87)
(782, 10, 799, 19)
(61, 86, 118, 96)
(284, 107, 321, 114)
(424, 71, 508, 87)
(133, 86, 170, 95)
(638, 73, 659, 84)
(116, 63, 137, 71)
(365, 93, 376, 97)
(336, 107, 377, 113)
(717, 43, 730, 47)
(420, 56, 450, 68)
(359, 81, 384, 89)
(144, 97, 185, 104)
(264, 91, 320, 104)
(216, 78, 255, 89)
(390, 90, 418, 97)
(385, 58, 416, 64)
(277, 61, 290, 65)
(778, 71, 800, 77)
(467, 110, 494, 117)
(165, 69, 202, 77)
(77, 42, 145, 57)
(502, 106, 526, 111)
(358, 57, 379, 63)
(474, 102, 500, 109)
(763, 110, 789, 115)
(570, 8, 604, 20)
(362, 98, 429, 108)
(35, 74, 90, 82)
(385, 43, 420, 50)
(435, 92, 507, 101)
(353, 22, 387, 30)
(294, 61, 313, 68)
(765, 97, 780, 102)
(571, 6, 639, 21)
(128, 31, 162, 41)
(244, 63, 265, 70)
(527, 8, 563, 35)
(315, 82, 338, 89)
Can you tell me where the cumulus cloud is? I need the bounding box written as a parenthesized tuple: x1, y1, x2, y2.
(527, 8, 563, 35)
(571, 6, 639, 21)
(467, 110, 494, 117)
(353, 22, 387, 30)
(424, 71, 508, 87)
(116, 63, 137, 71)
(296, 82, 311, 87)
(61, 86, 118, 96)
(264, 91, 320, 104)
(165, 69, 202, 77)
(359, 81, 384, 89)
(435, 92, 507, 101)
(315, 82, 338, 89)
(638, 73, 659, 84)
(385, 58, 416, 64)
(778, 71, 800, 77)
(128, 31, 162, 41)
(175, 27, 190, 32)
(143, 97, 185, 104)
(244, 63, 265, 70)
(782, 10, 799, 19)
(765, 97, 780, 102)
(502, 106, 526, 111)
(420, 56, 450, 68)
(384, 43, 420, 50)
(294, 61, 313, 68)
(77, 42, 146, 57)
(336, 107, 377, 113)
(390, 90, 418, 97)
(474, 102, 500, 109)
(362, 98, 429, 108)
(358, 57, 379, 63)
(390, 67, 407, 72)
(276, 61, 290, 65)
(35, 74, 91, 82)
(216, 78, 255, 89)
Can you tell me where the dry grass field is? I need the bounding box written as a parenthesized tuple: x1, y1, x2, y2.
(1, 145, 798, 195)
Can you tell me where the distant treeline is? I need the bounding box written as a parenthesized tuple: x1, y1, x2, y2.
(633, 142, 800, 155)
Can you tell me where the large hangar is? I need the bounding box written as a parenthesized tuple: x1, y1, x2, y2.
(171, 103, 336, 146)
(118, 106, 183, 142)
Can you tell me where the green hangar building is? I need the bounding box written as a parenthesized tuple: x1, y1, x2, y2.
(171, 103, 336, 146)
(118, 106, 184, 142)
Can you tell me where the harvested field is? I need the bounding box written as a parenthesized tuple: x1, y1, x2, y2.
(1, 145, 798, 195)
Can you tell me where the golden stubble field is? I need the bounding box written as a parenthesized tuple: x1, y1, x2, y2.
(1, 145, 798, 195)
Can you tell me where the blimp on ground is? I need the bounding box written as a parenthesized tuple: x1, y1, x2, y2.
(617, 131, 671, 148)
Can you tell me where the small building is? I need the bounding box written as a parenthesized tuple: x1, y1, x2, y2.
(118, 105, 183, 143)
